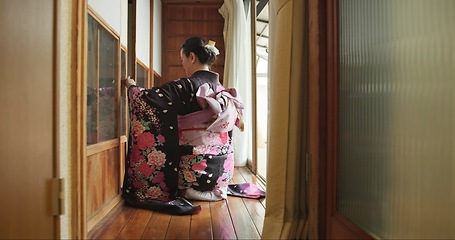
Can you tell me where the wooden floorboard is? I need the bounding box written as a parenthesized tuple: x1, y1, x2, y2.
(117, 209, 153, 239)
(189, 201, 212, 239)
(89, 204, 136, 239)
(87, 167, 265, 240)
(165, 215, 191, 239)
(229, 171, 262, 239)
(235, 170, 266, 235)
(141, 212, 171, 239)
(209, 200, 237, 239)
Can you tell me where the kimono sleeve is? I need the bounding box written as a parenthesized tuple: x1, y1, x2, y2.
(143, 78, 197, 114)
(122, 79, 196, 203)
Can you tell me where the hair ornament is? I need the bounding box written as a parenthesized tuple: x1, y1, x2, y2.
(205, 40, 220, 56)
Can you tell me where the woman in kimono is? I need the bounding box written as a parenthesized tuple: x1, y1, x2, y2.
(122, 37, 243, 215)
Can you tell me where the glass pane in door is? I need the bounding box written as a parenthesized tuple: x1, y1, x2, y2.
(98, 27, 119, 142)
(337, 0, 455, 238)
(86, 14, 119, 144)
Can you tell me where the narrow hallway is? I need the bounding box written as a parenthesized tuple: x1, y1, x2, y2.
(88, 167, 265, 239)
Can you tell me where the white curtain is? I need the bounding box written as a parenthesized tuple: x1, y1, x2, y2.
(219, 0, 252, 166)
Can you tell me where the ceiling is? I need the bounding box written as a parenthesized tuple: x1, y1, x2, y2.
(255, 0, 269, 60)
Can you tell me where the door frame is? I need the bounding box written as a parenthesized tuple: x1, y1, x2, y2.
(324, 0, 374, 238)
(307, 0, 328, 238)
(307, 0, 373, 238)
(74, 0, 88, 238)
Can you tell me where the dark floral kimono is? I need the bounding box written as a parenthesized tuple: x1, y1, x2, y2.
(122, 71, 243, 215)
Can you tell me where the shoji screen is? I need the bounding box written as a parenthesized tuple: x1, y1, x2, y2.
(337, 0, 455, 238)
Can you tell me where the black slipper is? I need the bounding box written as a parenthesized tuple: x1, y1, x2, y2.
(124, 196, 202, 215)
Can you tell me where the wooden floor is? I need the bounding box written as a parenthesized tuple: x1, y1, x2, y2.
(88, 167, 266, 239)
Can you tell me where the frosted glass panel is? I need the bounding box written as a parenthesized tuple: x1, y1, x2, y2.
(337, 0, 455, 238)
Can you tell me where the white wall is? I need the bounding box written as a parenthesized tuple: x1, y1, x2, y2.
(88, 0, 129, 47)
(153, 0, 162, 75)
(88, 0, 122, 35)
(136, 0, 150, 67)
(58, 1, 72, 238)
(88, 0, 153, 69)
(121, 0, 128, 46)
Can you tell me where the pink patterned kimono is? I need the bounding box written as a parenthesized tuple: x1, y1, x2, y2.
(122, 70, 243, 213)
(178, 83, 243, 200)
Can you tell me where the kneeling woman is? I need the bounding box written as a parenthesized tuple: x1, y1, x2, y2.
(122, 37, 243, 215)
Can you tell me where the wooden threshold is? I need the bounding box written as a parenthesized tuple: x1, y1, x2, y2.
(87, 167, 266, 239)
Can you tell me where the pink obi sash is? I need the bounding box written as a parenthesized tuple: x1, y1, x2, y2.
(178, 83, 244, 133)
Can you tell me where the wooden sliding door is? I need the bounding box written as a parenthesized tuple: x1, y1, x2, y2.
(0, 0, 58, 238)
(326, 0, 455, 238)
(85, 10, 123, 231)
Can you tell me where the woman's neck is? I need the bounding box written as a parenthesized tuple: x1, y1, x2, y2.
(190, 65, 210, 75)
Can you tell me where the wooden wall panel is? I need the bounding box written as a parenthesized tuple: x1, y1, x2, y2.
(86, 147, 120, 219)
(167, 66, 187, 82)
(161, 0, 225, 86)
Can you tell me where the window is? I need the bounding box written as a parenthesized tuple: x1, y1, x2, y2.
(136, 61, 149, 88)
(87, 14, 120, 145)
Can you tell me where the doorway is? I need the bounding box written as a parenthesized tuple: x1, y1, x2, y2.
(254, 0, 269, 181)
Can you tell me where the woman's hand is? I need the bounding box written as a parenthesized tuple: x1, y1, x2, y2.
(122, 76, 136, 88)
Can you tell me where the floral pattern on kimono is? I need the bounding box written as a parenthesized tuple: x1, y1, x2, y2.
(123, 71, 227, 204)
(123, 87, 176, 202)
